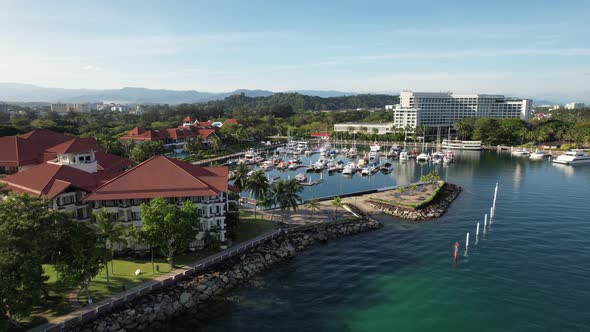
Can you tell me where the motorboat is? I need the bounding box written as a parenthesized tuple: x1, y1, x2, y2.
(552, 150, 590, 165)
(288, 157, 300, 165)
(368, 150, 381, 162)
(342, 165, 353, 176)
(295, 173, 307, 182)
(380, 162, 393, 173)
(328, 165, 338, 175)
(347, 147, 357, 157)
(360, 167, 370, 176)
(416, 153, 431, 162)
(357, 159, 366, 168)
(399, 151, 408, 162)
(511, 148, 530, 156)
(260, 161, 274, 171)
(529, 150, 548, 160)
(288, 163, 299, 170)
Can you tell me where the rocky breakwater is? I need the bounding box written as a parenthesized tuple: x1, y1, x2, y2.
(366, 183, 461, 221)
(76, 218, 382, 332)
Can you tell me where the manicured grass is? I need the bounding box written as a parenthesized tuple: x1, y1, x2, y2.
(233, 210, 278, 243)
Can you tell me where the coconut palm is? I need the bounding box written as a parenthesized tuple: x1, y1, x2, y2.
(94, 208, 126, 288)
(273, 179, 303, 222)
(331, 196, 343, 220)
(233, 163, 249, 194)
(246, 170, 269, 219)
(210, 135, 223, 153)
(305, 198, 321, 221)
(258, 193, 277, 221)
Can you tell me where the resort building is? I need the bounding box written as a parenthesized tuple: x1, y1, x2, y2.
(565, 102, 585, 110)
(119, 126, 218, 152)
(0, 129, 130, 176)
(0, 131, 233, 249)
(333, 123, 395, 135)
(83, 155, 233, 246)
(392, 90, 533, 130)
(50, 103, 93, 113)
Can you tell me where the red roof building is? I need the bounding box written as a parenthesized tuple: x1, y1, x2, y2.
(84, 155, 231, 243)
(0, 130, 129, 175)
(119, 127, 218, 151)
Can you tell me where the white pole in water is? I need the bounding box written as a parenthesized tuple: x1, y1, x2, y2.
(476, 222, 480, 237)
(484, 214, 488, 231)
(465, 232, 470, 250)
(490, 207, 494, 224)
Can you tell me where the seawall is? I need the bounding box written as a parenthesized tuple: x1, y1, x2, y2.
(69, 217, 382, 332)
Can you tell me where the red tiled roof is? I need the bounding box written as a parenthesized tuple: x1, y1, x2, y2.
(0, 129, 74, 167)
(223, 119, 246, 126)
(0, 136, 39, 167)
(119, 127, 216, 142)
(95, 151, 132, 172)
(1, 163, 99, 198)
(46, 138, 99, 154)
(311, 132, 331, 137)
(83, 155, 228, 201)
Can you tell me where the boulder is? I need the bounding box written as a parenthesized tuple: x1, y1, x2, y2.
(179, 292, 191, 305)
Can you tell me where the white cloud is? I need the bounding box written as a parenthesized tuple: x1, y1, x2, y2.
(83, 65, 102, 72)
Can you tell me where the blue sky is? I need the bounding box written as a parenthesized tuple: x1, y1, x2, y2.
(1, 0, 589, 101)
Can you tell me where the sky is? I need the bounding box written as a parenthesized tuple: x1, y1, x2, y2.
(1, 0, 589, 101)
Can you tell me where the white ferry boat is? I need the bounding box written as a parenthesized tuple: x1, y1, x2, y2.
(442, 139, 482, 150)
(552, 150, 590, 165)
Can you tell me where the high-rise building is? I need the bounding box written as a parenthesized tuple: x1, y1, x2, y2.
(565, 102, 585, 110)
(392, 90, 533, 130)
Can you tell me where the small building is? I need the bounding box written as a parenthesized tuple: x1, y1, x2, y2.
(310, 132, 331, 140)
(333, 123, 395, 135)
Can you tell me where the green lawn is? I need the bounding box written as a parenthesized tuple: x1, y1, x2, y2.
(233, 210, 278, 243)
(20, 210, 276, 330)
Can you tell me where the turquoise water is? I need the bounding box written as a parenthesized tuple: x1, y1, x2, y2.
(175, 151, 590, 331)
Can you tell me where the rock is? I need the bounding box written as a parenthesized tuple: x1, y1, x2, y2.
(179, 292, 192, 305)
(196, 284, 207, 292)
(97, 321, 107, 332)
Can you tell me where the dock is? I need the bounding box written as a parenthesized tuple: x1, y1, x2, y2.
(301, 179, 324, 186)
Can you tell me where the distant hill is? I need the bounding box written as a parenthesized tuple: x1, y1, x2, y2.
(202, 92, 399, 112)
(0, 83, 359, 104)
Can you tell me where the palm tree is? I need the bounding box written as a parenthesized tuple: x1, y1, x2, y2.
(305, 198, 321, 221)
(331, 196, 342, 220)
(94, 208, 126, 288)
(258, 193, 277, 221)
(273, 179, 303, 222)
(246, 170, 269, 219)
(210, 135, 222, 153)
(233, 163, 249, 194)
(395, 187, 404, 197)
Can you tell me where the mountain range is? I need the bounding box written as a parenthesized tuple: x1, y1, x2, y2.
(0, 83, 355, 104)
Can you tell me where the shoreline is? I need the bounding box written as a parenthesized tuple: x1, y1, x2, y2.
(361, 182, 461, 221)
(68, 217, 382, 332)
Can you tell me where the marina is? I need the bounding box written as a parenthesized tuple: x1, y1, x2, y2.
(174, 146, 590, 332)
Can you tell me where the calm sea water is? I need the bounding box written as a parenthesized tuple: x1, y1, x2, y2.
(175, 151, 590, 331)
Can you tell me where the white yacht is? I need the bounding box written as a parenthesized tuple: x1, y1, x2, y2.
(416, 152, 430, 162)
(399, 151, 408, 162)
(368, 143, 381, 161)
(529, 150, 548, 160)
(511, 148, 530, 156)
(294, 173, 307, 182)
(442, 139, 482, 150)
(552, 150, 590, 165)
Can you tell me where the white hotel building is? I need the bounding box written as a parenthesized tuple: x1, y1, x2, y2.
(393, 90, 533, 131)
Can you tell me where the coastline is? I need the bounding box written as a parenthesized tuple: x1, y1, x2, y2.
(69, 217, 382, 332)
(361, 182, 461, 221)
